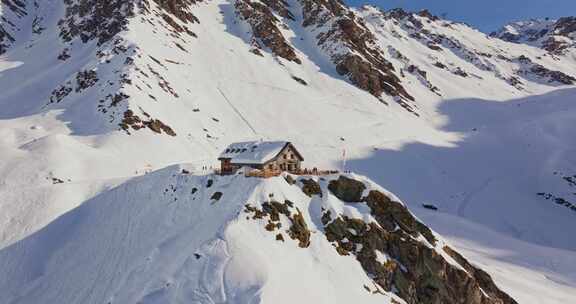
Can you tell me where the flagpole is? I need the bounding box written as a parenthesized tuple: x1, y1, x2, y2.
(342, 148, 346, 173)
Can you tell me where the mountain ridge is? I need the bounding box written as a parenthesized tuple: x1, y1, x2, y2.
(0, 167, 518, 304)
(491, 16, 576, 55)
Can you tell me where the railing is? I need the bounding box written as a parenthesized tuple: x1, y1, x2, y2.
(245, 171, 282, 178)
(244, 168, 339, 178)
(215, 168, 340, 178)
(291, 168, 339, 176)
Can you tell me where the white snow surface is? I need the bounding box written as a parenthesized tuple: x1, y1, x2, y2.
(0, 1, 575, 303)
(0, 169, 408, 304)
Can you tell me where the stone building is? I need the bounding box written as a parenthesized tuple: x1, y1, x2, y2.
(218, 141, 304, 175)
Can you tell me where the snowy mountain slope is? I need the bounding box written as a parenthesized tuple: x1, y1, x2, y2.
(0, 0, 576, 302)
(350, 88, 576, 252)
(0, 167, 520, 304)
(492, 16, 576, 55)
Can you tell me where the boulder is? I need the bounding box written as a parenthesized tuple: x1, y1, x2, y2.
(327, 176, 366, 202)
(301, 179, 322, 197)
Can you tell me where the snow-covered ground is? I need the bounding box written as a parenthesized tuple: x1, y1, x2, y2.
(0, 0, 575, 303)
(0, 169, 417, 304)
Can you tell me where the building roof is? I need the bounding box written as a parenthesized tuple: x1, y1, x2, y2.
(218, 141, 302, 164)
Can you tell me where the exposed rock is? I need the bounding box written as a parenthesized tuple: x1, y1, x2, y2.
(0, 0, 26, 54)
(284, 174, 296, 185)
(300, 0, 414, 108)
(452, 67, 468, 78)
(493, 17, 576, 55)
(300, 179, 322, 197)
(529, 64, 576, 85)
(327, 176, 366, 202)
(120, 110, 177, 136)
(292, 76, 308, 85)
(364, 190, 436, 246)
(59, 0, 201, 45)
(235, 0, 301, 64)
(210, 191, 223, 201)
(244, 199, 309, 248)
(406, 65, 440, 95)
(443, 246, 518, 304)
(59, 0, 136, 45)
(151, 0, 201, 24)
(49, 84, 73, 104)
(57, 48, 71, 61)
(76, 70, 99, 92)
(261, 0, 295, 20)
(0, 25, 15, 55)
(422, 204, 438, 211)
(288, 208, 310, 248)
(516, 56, 576, 85)
(323, 205, 516, 304)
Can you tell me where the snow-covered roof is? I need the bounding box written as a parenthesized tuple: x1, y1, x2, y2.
(218, 141, 297, 164)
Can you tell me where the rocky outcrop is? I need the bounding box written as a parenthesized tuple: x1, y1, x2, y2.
(0, 24, 15, 55)
(322, 176, 516, 304)
(151, 0, 201, 23)
(59, 0, 202, 45)
(235, 0, 301, 64)
(120, 109, 177, 136)
(59, 0, 136, 45)
(0, 0, 27, 54)
(516, 55, 576, 85)
(443, 246, 518, 304)
(493, 17, 576, 55)
(364, 190, 436, 245)
(244, 199, 311, 248)
(300, 178, 322, 197)
(299, 0, 415, 109)
(327, 175, 365, 202)
(235, 174, 517, 304)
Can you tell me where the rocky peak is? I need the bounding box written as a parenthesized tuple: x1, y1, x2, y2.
(57, 0, 201, 46)
(58, 0, 136, 45)
(2, 0, 27, 17)
(492, 17, 576, 54)
(321, 175, 517, 304)
(234, 0, 301, 64)
(0, 0, 28, 54)
(554, 17, 576, 36)
(300, 0, 416, 111)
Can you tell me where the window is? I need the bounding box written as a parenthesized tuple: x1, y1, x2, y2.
(269, 164, 274, 170)
(283, 154, 287, 159)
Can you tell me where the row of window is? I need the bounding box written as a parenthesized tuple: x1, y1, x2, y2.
(225, 145, 259, 154)
(225, 147, 248, 153)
